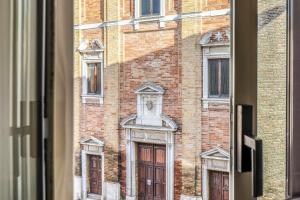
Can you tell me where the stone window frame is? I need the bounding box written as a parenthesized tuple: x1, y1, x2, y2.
(81, 57, 104, 104)
(202, 45, 230, 108)
(134, 0, 166, 29)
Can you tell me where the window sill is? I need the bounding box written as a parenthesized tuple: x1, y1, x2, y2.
(133, 15, 165, 29)
(202, 98, 230, 108)
(87, 193, 102, 200)
(138, 15, 162, 20)
(81, 95, 103, 104)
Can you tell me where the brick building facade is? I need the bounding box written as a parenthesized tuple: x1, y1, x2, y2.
(73, 0, 230, 199)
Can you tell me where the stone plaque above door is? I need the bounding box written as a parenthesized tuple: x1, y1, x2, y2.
(135, 82, 165, 126)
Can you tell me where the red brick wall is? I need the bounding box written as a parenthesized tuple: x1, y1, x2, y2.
(74, 0, 230, 199)
(83, 0, 104, 23)
(201, 104, 230, 152)
(119, 25, 183, 198)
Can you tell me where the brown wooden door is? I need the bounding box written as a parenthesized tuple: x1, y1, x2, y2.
(209, 171, 229, 200)
(89, 155, 102, 195)
(138, 144, 166, 200)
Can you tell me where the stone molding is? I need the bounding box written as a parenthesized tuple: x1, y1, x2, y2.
(78, 39, 104, 105)
(201, 147, 230, 200)
(125, 128, 175, 200)
(74, 9, 230, 30)
(121, 114, 178, 132)
(81, 137, 105, 200)
(180, 195, 202, 200)
(201, 43, 230, 108)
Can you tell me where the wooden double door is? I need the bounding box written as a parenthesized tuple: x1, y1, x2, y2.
(138, 144, 166, 200)
(89, 155, 102, 195)
(209, 171, 229, 200)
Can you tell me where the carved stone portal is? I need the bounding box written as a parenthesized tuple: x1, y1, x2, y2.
(121, 82, 178, 200)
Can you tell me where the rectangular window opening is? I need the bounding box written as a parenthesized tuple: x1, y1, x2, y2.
(87, 63, 102, 95)
(208, 58, 229, 98)
(141, 0, 160, 16)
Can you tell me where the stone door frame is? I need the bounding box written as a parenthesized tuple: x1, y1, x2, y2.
(201, 147, 230, 200)
(81, 150, 104, 200)
(81, 137, 105, 200)
(125, 128, 175, 200)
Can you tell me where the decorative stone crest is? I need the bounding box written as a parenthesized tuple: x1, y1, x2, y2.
(146, 100, 153, 110)
(120, 82, 178, 131)
(78, 39, 104, 60)
(78, 39, 104, 53)
(135, 82, 165, 126)
(200, 28, 230, 46)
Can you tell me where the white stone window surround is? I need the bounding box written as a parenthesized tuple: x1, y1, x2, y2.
(81, 137, 105, 200)
(81, 58, 104, 104)
(202, 45, 230, 108)
(134, 0, 166, 29)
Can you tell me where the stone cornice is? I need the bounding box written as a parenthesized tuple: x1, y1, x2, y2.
(74, 9, 230, 30)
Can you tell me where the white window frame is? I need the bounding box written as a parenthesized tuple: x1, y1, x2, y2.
(202, 45, 230, 108)
(82, 56, 104, 104)
(134, 0, 165, 29)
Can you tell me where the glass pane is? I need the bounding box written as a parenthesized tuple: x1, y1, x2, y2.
(1, 0, 41, 199)
(96, 63, 101, 94)
(209, 59, 219, 96)
(87, 63, 101, 94)
(87, 64, 96, 94)
(152, 0, 160, 14)
(221, 59, 229, 96)
(141, 0, 150, 15)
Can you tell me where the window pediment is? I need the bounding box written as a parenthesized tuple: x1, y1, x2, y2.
(78, 39, 104, 55)
(201, 147, 229, 161)
(81, 136, 104, 147)
(200, 28, 230, 46)
(135, 82, 165, 94)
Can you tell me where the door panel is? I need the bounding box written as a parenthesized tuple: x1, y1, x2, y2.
(89, 155, 102, 195)
(222, 173, 229, 200)
(154, 167, 165, 200)
(146, 166, 154, 200)
(210, 171, 222, 200)
(138, 144, 166, 200)
(209, 171, 229, 200)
